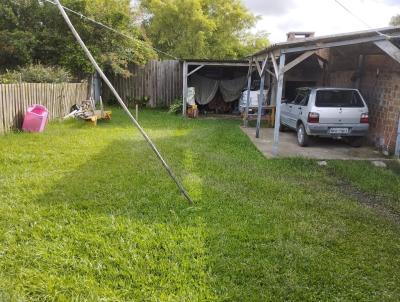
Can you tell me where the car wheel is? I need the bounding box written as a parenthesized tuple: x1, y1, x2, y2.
(297, 123, 309, 147)
(349, 136, 363, 148)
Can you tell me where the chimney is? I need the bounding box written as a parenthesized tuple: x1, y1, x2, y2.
(286, 32, 315, 41)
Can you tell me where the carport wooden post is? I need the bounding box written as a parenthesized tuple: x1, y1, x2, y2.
(270, 52, 278, 106)
(182, 61, 188, 116)
(255, 55, 269, 138)
(255, 71, 266, 138)
(272, 53, 286, 155)
(244, 59, 253, 127)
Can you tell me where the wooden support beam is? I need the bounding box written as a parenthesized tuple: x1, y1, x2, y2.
(244, 60, 253, 128)
(282, 51, 316, 73)
(374, 40, 400, 64)
(270, 77, 277, 106)
(187, 65, 205, 77)
(182, 61, 188, 116)
(255, 73, 266, 138)
(261, 54, 268, 74)
(265, 68, 276, 78)
(272, 54, 286, 155)
(255, 54, 269, 138)
(255, 60, 262, 77)
(270, 53, 279, 79)
(255, 54, 269, 77)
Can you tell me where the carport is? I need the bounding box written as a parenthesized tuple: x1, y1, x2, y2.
(182, 60, 251, 115)
(246, 27, 400, 157)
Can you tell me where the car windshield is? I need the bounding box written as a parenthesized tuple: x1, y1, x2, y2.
(315, 90, 364, 107)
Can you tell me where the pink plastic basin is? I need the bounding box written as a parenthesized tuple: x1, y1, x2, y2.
(22, 105, 49, 133)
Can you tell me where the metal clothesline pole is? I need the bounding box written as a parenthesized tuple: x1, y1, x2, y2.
(54, 0, 193, 205)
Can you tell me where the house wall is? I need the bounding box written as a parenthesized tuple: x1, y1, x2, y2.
(328, 52, 400, 153)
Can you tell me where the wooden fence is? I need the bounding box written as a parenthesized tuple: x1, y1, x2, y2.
(0, 83, 89, 134)
(103, 60, 182, 107)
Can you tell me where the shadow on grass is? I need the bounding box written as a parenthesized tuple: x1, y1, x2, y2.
(11, 123, 297, 300)
(2, 133, 222, 300)
(3, 113, 400, 301)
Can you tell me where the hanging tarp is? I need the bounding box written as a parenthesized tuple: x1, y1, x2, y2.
(219, 76, 247, 103)
(189, 75, 247, 105)
(189, 75, 219, 105)
(187, 87, 196, 106)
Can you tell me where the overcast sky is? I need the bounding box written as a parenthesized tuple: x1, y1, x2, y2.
(243, 0, 400, 42)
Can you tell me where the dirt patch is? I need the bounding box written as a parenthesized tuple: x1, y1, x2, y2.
(327, 168, 400, 225)
(386, 160, 400, 175)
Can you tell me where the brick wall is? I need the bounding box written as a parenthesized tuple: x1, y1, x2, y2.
(328, 53, 400, 153)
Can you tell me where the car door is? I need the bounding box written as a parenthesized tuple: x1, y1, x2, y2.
(296, 89, 311, 125)
(280, 99, 291, 126)
(286, 91, 304, 128)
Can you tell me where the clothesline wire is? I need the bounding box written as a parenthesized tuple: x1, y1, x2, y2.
(333, 0, 396, 39)
(43, 0, 179, 60)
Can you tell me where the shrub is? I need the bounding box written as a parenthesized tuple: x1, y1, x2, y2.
(168, 99, 183, 114)
(0, 64, 72, 84)
(136, 96, 150, 107)
(128, 96, 150, 107)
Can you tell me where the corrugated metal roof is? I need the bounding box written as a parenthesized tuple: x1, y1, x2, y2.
(252, 26, 400, 57)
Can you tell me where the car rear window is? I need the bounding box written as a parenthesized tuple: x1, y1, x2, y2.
(315, 90, 365, 107)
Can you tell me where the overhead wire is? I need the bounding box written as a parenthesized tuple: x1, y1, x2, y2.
(43, 0, 179, 60)
(333, 0, 398, 39)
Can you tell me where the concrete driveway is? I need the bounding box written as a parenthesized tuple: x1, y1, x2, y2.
(242, 127, 385, 160)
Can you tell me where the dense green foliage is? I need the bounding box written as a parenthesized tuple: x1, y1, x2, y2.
(0, 0, 269, 77)
(0, 64, 72, 83)
(140, 0, 269, 59)
(0, 0, 155, 77)
(168, 99, 183, 114)
(390, 14, 400, 26)
(0, 109, 399, 300)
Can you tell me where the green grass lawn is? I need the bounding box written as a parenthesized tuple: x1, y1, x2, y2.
(0, 108, 399, 301)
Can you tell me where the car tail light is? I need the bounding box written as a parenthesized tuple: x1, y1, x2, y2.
(360, 113, 369, 123)
(308, 112, 320, 123)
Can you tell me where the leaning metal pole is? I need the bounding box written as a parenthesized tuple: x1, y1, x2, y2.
(54, 0, 193, 205)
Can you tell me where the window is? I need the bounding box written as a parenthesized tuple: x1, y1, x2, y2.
(293, 89, 310, 106)
(299, 91, 310, 106)
(315, 90, 364, 107)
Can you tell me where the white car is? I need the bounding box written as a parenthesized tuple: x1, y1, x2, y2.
(280, 87, 369, 147)
(239, 90, 268, 115)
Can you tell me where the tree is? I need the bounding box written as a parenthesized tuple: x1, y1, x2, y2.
(238, 30, 270, 57)
(140, 0, 269, 59)
(390, 14, 400, 26)
(0, 0, 156, 77)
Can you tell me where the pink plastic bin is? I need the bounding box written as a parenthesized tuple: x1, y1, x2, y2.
(22, 105, 49, 133)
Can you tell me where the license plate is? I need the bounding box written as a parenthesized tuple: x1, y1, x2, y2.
(329, 128, 349, 134)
